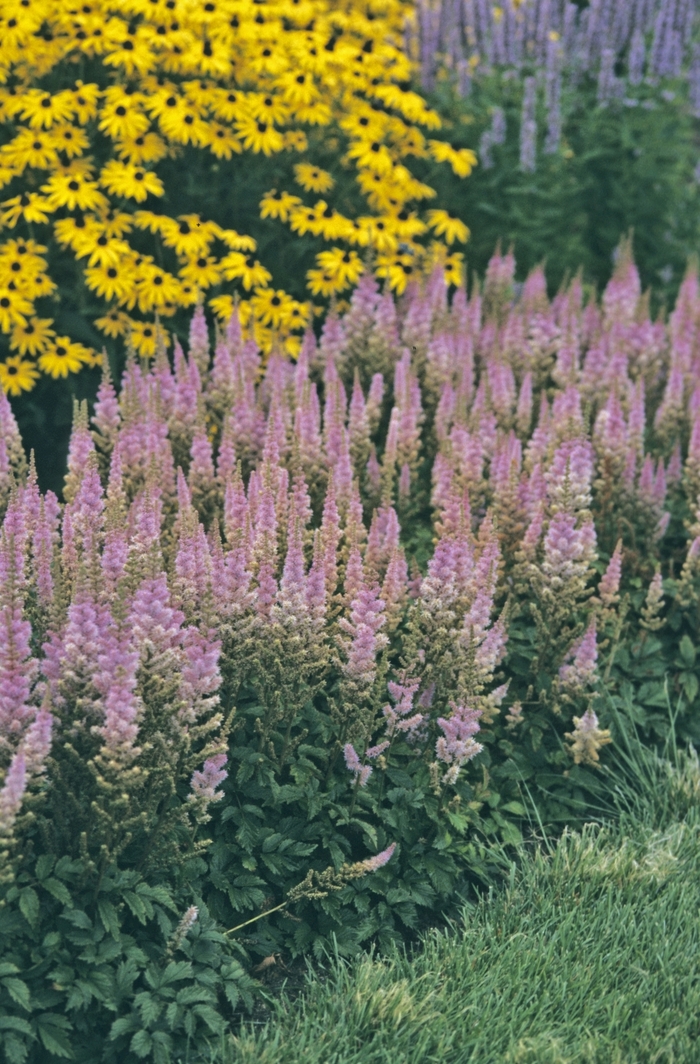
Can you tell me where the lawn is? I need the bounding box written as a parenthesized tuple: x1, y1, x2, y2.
(218, 736, 700, 1064)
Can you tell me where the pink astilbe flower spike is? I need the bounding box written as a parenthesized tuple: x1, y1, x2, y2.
(598, 540, 623, 606)
(339, 577, 388, 690)
(0, 749, 26, 837)
(94, 626, 142, 764)
(382, 677, 423, 738)
(0, 521, 38, 742)
(559, 619, 598, 689)
(357, 843, 396, 872)
(188, 303, 210, 373)
(542, 511, 597, 591)
(92, 358, 121, 450)
(343, 743, 372, 787)
(189, 752, 227, 803)
(435, 703, 483, 783)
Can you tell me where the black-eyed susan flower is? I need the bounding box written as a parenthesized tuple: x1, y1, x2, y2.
(0, 355, 39, 395)
(220, 252, 271, 290)
(0, 287, 33, 330)
(235, 114, 284, 155)
(250, 287, 296, 329)
(38, 336, 92, 377)
(115, 132, 169, 165)
(293, 162, 334, 194)
(178, 255, 221, 289)
(0, 192, 51, 228)
(315, 247, 364, 288)
(10, 315, 55, 356)
(84, 261, 134, 302)
(94, 306, 131, 338)
(426, 209, 470, 245)
(306, 266, 348, 298)
(128, 318, 166, 357)
(259, 189, 302, 223)
(42, 165, 107, 212)
(99, 161, 164, 202)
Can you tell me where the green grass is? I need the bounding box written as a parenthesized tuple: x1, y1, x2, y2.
(210, 732, 700, 1064)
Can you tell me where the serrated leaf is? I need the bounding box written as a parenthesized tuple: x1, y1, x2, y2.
(41, 879, 72, 907)
(19, 888, 39, 928)
(2, 977, 31, 1011)
(97, 899, 120, 939)
(35, 1014, 72, 1058)
(109, 1016, 139, 1040)
(0, 1015, 33, 1034)
(61, 909, 92, 930)
(0, 963, 20, 977)
(35, 855, 55, 881)
(192, 1004, 225, 1034)
(130, 1029, 153, 1058)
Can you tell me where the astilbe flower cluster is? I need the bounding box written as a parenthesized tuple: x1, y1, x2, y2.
(5, 237, 700, 865)
(0, 401, 229, 874)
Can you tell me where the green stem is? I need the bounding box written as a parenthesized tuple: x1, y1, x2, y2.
(224, 900, 288, 936)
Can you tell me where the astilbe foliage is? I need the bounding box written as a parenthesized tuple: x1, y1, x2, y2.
(3, 240, 700, 1058)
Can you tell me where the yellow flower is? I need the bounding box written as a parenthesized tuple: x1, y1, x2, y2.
(38, 337, 92, 378)
(10, 316, 55, 356)
(135, 264, 182, 311)
(115, 132, 169, 165)
(41, 165, 107, 212)
(209, 292, 236, 322)
(178, 255, 221, 289)
(0, 192, 51, 228)
(294, 162, 335, 194)
(220, 252, 271, 291)
(19, 89, 75, 130)
(1, 128, 59, 173)
(426, 209, 470, 245)
(428, 140, 478, 177)
(376, 252, 416, 295)
(259, 189, 302, 223)
(235, 114, 285, 156)
(157, 214, 217, 257)
(204, 122, 243, 159)
(84, 261, 134, 302)
(0, 356, 39, 396)
(250, 287, 296, 329)
(99, 161, 164, 202)
(49, 124, 91, 159)
(306, 267, 348, 298)
(315, 248, 364, 288)
(0, 288, 33, 331)
(128, 318, 167, 357)
(444, 252, 464, 287)
(94, 307, 131, 338)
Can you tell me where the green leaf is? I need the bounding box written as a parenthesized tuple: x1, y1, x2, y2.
(41, 879, 72, 907)
(35, 1013, 73, 1058)
(2, 977, 31, 1011)
(35, 855, 56, 881)
(0, 963, 20, 978)
(19, 888, 39, 929)
(61, 910, 92, 930)
(683, 672, 699, 704)
(109, 1016, 139, 1040)
(0, 1016, 33, 1035)
(679, 635, 696, 668)
(97, 899, 120, 939)
(130, 1029, 153, 1059)
(192, 1004, 225, 1034)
